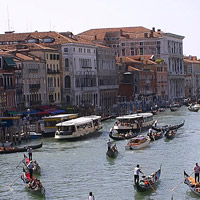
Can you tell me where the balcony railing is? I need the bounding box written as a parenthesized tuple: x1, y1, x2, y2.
(48, 87, 55, 92)
(47, 68, 60, 74)
(29, 84, 40, 90)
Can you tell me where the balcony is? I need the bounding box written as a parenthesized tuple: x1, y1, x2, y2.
(47, 68, 60, 74)
(63, 88, 71, 93)
(48, 87, 55, 92)
(29, 84, 40, 90)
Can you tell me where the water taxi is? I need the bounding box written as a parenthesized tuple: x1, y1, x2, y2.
(43, 114, 78, 137)
(55, 115, 102, 140)
(113, 113, 154, 133)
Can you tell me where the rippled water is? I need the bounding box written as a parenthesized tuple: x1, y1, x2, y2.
(0, 106, 200, 200)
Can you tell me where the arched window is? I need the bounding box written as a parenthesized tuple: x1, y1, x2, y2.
(66, 95, 70, 103)
(64, 76, 71, 88)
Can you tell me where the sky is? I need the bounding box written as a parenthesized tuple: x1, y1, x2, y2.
(0, 0, 199, 57)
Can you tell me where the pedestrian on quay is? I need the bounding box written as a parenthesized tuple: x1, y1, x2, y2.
(27, 147, 33, 160)
(27, 160, 34, 179)
(88, 192, 96, 200)
(194, 162, 200, 182)
(134, 164, 144, 184)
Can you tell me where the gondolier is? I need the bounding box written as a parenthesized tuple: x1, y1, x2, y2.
(134, 164, 144, 184)
(27, 147, 33, 160)
(194, 163, 200, 182)
(107, 139, 112, 151)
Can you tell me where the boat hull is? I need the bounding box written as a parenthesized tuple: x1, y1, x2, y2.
(125, 136, 150, 150)
(106, 148, 118, 158)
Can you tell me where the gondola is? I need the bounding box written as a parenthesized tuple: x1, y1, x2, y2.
(0, 143, 42, 154)
(21, 171, 45, 195)
(165, 129, 177, 139)
(152, 120, 185, 132)
(147, 131, 164, 141)
(184, 170, 200, 197)
(188, 106, 199, 112)
(170, 107, 178, 112)
(134, 165, 161, 192)
(109, 131, 138, 141)
(106, 145, 118, 158)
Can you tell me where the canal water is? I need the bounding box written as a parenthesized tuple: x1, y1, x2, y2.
(0, 106, 200, 200)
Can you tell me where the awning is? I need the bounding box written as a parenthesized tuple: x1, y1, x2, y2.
(3, 57, 16, 66)
(34, 111, 50, 115)
(49, 110, 65, 115)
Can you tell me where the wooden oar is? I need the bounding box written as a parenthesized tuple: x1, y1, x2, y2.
(148, 180, 157, 193)
(16, 160, 23, 168)
(8, 175, 21, 187)
(171, 171, 194, 192)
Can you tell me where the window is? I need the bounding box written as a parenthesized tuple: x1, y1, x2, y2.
(50, 54, 53, 60)
(140, 42, 143, 46)
(157, 41, 161, 45)
(157, 47, 160, 55)
(130, 42, 134, 46)
(46, 54, 48, 60)
(122, 48, 125, 56)
(66, 95, 70, 103)
(130, 48, 134, 56)
(121, 43, 125, 46)
(65, 76, 71, 88)
(65, 58, 69, 68)
(64, 48, 68, 53)
(57, 55, 59, 60)
(79, 48, 82, 53)
(140, 48, 144, 55)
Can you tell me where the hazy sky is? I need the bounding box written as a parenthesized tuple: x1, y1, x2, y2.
(0, 0, 199, 57)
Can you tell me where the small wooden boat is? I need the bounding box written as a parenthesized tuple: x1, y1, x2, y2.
(109, 131, 138, 141)
(170, 107, 178, 112)
(151, 110, 158, 115)
(152, 121, 185, 132)
(188, 106, 199, 112)
(165, 129, 177, 139)
(21, 172, 45, 195)
(106, 144, 118, 158)
(158, 108, 166, 112)
(134, 165, 161, 192)
(147, 131, 164, 141)
(0, 143, 42, 154)
(184, 170, 200, 197)
(125, 135, 150, 150)
(23, 154, 41, 174)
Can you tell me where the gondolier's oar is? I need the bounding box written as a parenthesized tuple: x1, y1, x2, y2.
(148, 180, 157, 193)
(171, 171, 194, 192)
(8, 175, 21, 187)
(16, 160, 23, 168)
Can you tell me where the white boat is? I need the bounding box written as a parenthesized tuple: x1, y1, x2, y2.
(21, 132, 42, 139)
(114, 113, 154, 133)
(125, 135, 150, 150)
(194, 104, 200, 110)
(55, 115, 102, 140)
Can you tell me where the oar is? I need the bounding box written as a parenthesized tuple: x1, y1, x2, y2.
(16, 160, 23, 168)
(148, 180, 157, 193)
(118, 151, 124, 157)
(171, 171, 194, 192)
(8, 175, 21, 187)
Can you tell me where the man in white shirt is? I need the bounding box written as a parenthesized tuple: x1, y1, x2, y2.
(107, 139, 112, 151)
(134, 164, 144, 184)
(27, 147, 33, 160)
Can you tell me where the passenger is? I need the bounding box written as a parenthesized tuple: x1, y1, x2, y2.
(88, 192, 96, 200)
(194, 163, 200, 182)
(27, 160, 34, 179)
(134, 164, 144, 184)
(112, 144, 117, 152)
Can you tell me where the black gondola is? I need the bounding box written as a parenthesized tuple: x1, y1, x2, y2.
(0, 143, 42, 154)
(134, 165, 161, 192)
(106, 145, 118, 158)
(184, 170, 200, 197)
(170, 107, 178, 112)
(109, 131, 138, 141)
(147, 131, 164, 141)
(165, 130, 177, 139)
(152, 120, 185, 132)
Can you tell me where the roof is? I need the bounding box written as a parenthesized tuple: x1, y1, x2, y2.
(78, 26, 162, 41)
(116, 113, 153, 120)
(44, 113, 77, 120)
(56, 115, 101, 126)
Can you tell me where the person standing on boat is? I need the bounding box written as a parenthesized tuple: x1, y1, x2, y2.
(107, 139, 112, 151)
(27, 161, 34, 179)
(27, 147, 33, 160)
(88, 192, 96, 200)
(134, 164, 144, 184)
(194, 163, 200, 182)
